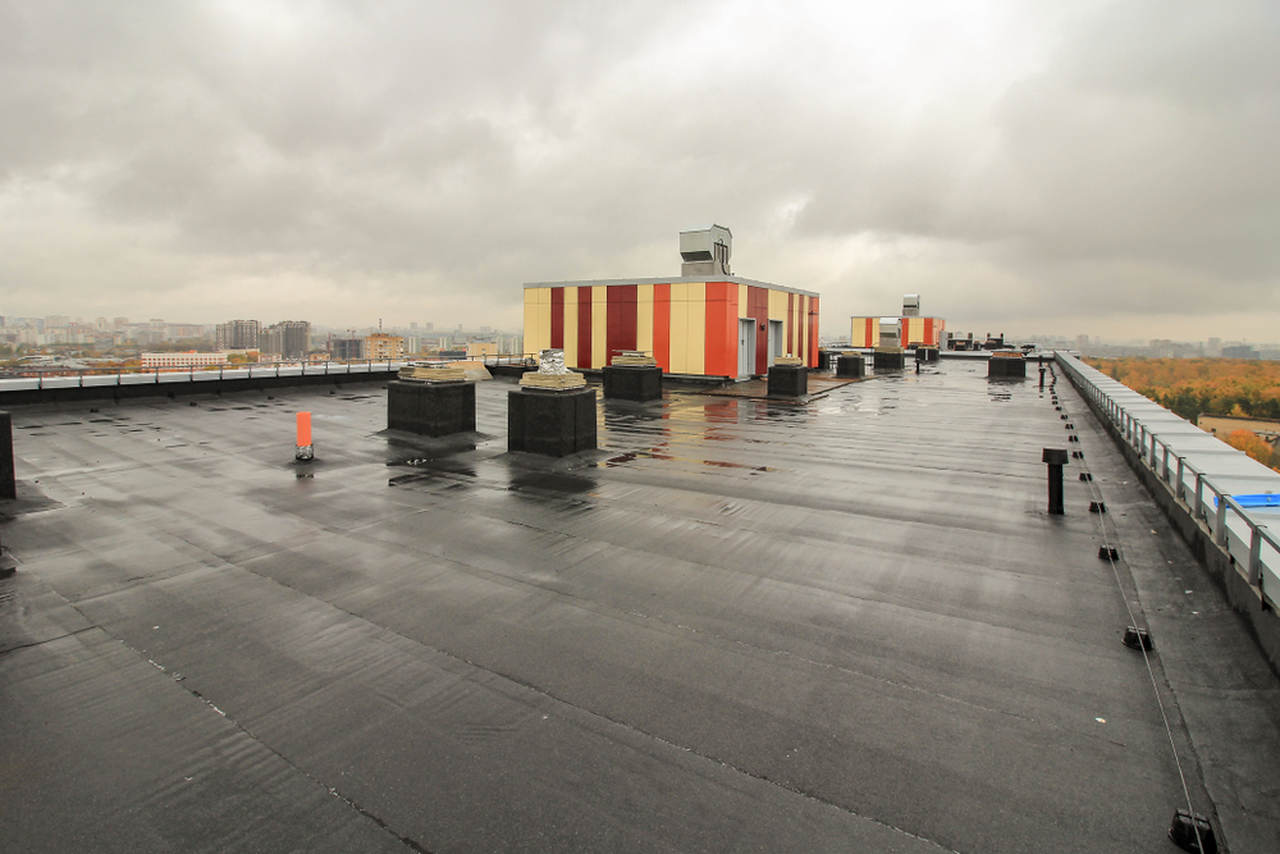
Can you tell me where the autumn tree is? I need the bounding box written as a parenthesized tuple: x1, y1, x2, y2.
(1224, 429, 1277, 470)
(1085, 357, 1280, 422)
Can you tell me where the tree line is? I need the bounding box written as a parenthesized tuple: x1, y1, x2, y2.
(1085, 357, 1280, 472)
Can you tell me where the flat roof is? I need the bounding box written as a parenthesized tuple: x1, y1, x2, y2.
(523, 276, 819, 298)
(2, 363, 1277, 851)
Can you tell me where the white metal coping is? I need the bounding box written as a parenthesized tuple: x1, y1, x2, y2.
(522, 276, 820, 299)
(1056, 351, 1280, 607)
(0, 357, 552, 394)
(0, 359, 414, 392)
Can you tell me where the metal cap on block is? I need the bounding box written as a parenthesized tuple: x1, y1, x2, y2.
(1168, 809, 1215, 853)
(1042, 448, 1068, 465)
(1123, 626, 1153, 650)
(611, 350, 657, 366)
(521, 349, 587, 391)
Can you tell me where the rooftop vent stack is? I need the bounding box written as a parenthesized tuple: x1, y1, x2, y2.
(679, 225, 732, 277)
(902, 294, 920, 317)
(878, 317, 901, 348)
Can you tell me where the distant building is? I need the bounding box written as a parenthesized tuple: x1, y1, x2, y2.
(329, 338, 365, 361)
(261, 321, 310, 359)
(365, 333, 405, 361)
(141, 351, 228, 369)
(215, 319, 260, 350)
(1222, 345, 1260, 360)
(851, 295, 945, 348)
(466, 340, 499, 359)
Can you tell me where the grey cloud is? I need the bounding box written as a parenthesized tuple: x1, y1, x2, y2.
(1, 0, 1277, 339)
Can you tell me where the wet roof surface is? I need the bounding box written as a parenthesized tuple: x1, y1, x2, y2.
(3, 361, 1278, 852)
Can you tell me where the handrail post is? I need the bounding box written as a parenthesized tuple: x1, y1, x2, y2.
(1161, 446, 1170, 482)
(1215, 493, 1229, 546)
(1175, 456, 1185, 501)
(1194, 472, 1204, 519)
(1247, 525, 1265, 586)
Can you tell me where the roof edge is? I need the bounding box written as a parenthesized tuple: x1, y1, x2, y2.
(522, 276, 819, 299)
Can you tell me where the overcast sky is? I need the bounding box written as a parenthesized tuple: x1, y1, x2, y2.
(2, 0, 1277, 341)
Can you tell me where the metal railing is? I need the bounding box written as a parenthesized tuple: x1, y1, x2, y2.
(0, 358, 410, 392)
(1056, 352, 1280, 607)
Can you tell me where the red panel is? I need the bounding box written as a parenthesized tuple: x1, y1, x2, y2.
(748, 286, 769, 375)
(786, 293, 794, 356)
(653, 283, 671, 372)
(577, 287, 592, 370)
(703, 281, 736, 377)
(865, 317, 874, 347)
(808, 297, 820, 367)
(550, 288, 564, 349)
(606, 285, 637, 366)
(923, 317, 934, 347)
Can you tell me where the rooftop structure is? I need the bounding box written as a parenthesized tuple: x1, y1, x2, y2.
(524, 228, 820, 378)
(852, 294, 945, 348)
(2, 359, 1278, 852)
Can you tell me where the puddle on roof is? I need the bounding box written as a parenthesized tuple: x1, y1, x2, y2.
(510, 470, 596, 495)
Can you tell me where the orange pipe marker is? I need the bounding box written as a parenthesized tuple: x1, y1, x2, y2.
(295, 411, 313, 461)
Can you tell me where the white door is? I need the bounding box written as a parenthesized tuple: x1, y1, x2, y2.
(738, 319, 756, 378)
(768, 320, 783, 365)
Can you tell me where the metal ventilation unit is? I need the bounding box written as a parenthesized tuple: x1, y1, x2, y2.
(903, 294, 921, 317)
(679, 225, 732, 277)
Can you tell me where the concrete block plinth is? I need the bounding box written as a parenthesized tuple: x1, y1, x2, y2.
(988, 356, 1027, 378)
(387, 380, 476, 436)
(767, 365, 808, 397)
(602, 365, 662, 401)
(836, 354, 865, 378)
(508, 387, 597, 456)
(873, 349, 905, 370)
(0, 410, 14, 500)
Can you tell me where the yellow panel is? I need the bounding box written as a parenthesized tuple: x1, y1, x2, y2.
(523, 288, 550, 355)
(768, 289, 787, 321)
(903, 317, 916, 345)
(852, 317, 882, 348)
(668, 282, 689, 373)
(636, 284, 654, 356)
(738, 283, 748, 317)
(563, 286, 578, 367)
(685, 282, 706, 375)
(592, 285, 607, 368)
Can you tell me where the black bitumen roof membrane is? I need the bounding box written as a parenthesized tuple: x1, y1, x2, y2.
(3, 361, 1278, 853)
